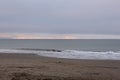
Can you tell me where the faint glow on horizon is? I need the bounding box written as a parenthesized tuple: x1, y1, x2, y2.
(0, 33, 120, 39)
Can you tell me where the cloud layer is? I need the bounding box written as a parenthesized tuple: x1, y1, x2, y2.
(0, 0, 120, 35)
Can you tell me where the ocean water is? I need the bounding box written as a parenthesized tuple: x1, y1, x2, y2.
(0, 39, 120, 60)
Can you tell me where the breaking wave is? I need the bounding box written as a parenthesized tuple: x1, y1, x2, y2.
(0, 49, 120, 60)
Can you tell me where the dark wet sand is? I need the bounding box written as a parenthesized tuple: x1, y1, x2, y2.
(0, 53, 120, 80)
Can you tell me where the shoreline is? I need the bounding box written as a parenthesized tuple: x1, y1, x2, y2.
(0, 53, 120, 80)
(0, 48, 120, 60)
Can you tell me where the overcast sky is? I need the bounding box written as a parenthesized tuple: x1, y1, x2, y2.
(0, 0, 120, 39)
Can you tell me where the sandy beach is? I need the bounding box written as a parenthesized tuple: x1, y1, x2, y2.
(0, 53, 120, 80)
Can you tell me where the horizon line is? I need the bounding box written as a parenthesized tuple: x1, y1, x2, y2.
(0, 33, 120, 39)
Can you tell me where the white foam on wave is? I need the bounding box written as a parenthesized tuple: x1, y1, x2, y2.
(0, 49, 120, 60)
(0, 49, 34, 53)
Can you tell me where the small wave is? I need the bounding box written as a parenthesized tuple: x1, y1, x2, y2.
(19, 48, 62, 52)
(0, 49, 120, 60)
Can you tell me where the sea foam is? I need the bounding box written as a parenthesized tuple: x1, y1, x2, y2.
(0, 49, 120, 60)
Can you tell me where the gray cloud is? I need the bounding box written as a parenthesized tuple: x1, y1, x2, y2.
(0, 0, 120, 34)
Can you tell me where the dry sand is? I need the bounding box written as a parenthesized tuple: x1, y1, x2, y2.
(0, 53, 120, 80)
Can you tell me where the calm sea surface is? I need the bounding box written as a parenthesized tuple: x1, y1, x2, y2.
(0, 39, 120, 52)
